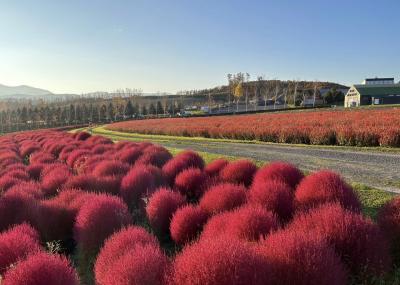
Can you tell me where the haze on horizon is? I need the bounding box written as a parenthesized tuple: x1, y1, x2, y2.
(1, 0, 399, 94)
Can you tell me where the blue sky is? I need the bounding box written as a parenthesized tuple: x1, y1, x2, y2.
(0, 0, 399, 94)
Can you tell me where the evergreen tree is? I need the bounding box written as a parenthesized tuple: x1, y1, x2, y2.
(149, 103, 156, 115)
(124, 100, 134, 118)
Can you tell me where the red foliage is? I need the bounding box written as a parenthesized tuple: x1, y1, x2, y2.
(0, 223, 42, 275)
(174, 168, 208, 200)
(2, 252, 79, 285)
(258, 228, 348, 285)
(146, 188, 186, 235)
(106, 108, 400, 147)
(288, 203, 391, 275)
(252, 162, 304, 189)
(0, 176, 24, 192)
(377, 196, 400, 261)
(7, 181, 44, 199)
(96, 243, 169, 285)
(170, 205, 209, 245)
(0, 191, 40, 231)
(73, 194, 132, 253)
(135, 145, 172, 168)
(204, 158, 229, 177)
(201, 205, 278, 242)
(171, 237, 269, 285)
(26, 163, 45, 180)
(92, 160, 131, 177)
(119, 147, 143, 165)
(248, 180, 294, 222)
(95, 227, 166, 285)
(41, 168, 72, 197)
(199, 183, 246, 215)
(220, 159, 257, 187)
(162, 150, 205, 185)
(75, 131, 91, 141)
(120, 165, 166, 208)
(294, 170, 361, 212)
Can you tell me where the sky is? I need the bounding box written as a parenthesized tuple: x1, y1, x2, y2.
(0, 0, 399, 94)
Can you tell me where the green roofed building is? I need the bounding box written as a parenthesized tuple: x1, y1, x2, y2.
(345, 78, 400, 107)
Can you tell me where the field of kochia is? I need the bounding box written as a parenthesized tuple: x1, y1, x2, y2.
(0, 129, 400, 284)
(107, 107, 400, 147)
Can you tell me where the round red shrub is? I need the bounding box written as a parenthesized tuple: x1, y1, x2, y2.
(204, 158, 229, 177)
(289, 203, 391, 275)
(74, 194, 132, 253)
(63, 174, 99, 192)
(146, 188, 186, 235)
(2, 252, 79, 285)
(174, 168, 208, 200)
(119, 147, 143, 165)
(0, 176, 24, 192)
(41, 169, 72, 197)
(170, 205, 209, 245)
(162, 150, 205, 185)
(378, 196, 400, 246)
(0, 191, 39, 231)
(5, 169, 30, 181)
(92, 160, 131, 177)
(0, 223, 42, 275)
(75, 131, 91, 141)
(94, 227, 167, 285)
(135, 146, 172, 168)
(7, 181, 44, 199)
(295, 170, 361, 212)
(66, 149, 91, 168)
(120, 165, 166, 208)
(171, 237, 268, 285)
(220, 159, 257, 187)
(253, 162, 304, 189)
(95, 226, 158, 283)
(248, 180, 294, 222)
(29, 151, 55, 164)
(201, 205, 278, 242)
(258, 228, 347, 285)
(199, 183, 247, 215)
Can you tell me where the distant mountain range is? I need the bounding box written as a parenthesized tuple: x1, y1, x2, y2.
(0, 84, 54, 99)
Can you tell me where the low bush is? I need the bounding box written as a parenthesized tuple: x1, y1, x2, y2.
(220, 159, 257, 187)
(174, 168, 208, 200)
(252, 162, 304, 189)
(204, 158, 229, 177)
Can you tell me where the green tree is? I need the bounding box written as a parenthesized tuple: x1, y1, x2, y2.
(107, 102, 115, 121)
(156, 101, 164, 115)
(124, 100, 134, 118)
(148, 103, 156, 115)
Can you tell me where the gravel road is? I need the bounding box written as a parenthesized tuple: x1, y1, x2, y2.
(156, 140, 400, 193)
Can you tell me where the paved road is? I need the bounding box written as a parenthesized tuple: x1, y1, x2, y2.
(157, 140, 400, 193)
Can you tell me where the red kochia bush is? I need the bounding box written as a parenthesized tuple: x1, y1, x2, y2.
(248, 180, 294, 222)
(74, 194, 132, 253)
(204, 158, 229, 177)
(171, 237, 268, 285)
(0, 223, 42, 275)
(146, 188, 186, 235)
(220, 159, 257, 187)
(92, 160, 130, 177)
(377, 196, 400, 259)
(119, 147, 143, 165)
(170, 205, 209, 245)
(135, 145, 172, 168)
(258, 228, 347, 285)
(289, 203, 391, 275)
(201, 205, 278, 242)
(120, 165, 166, 208)
(295, 170, 361, 212)
(199, 183, 247, 215)
(174, 168, 208, 200)
(26, 163, 45, 180)
(162, 150, 205, 185)
(2, 252, 79, 285)
(96, 243, 169, 285)
(7, 181, 44, 199)
(252, 162, 304, 189)
(41, 168, 72, 197)
(0, 191, 39, 231)
(95, 226, 159, 284)
(0, 176, 24, 192)
(75, 131, 91, 141)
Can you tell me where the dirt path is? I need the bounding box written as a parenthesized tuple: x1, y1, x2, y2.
(159, 140, 400, 193)
(89, 129, 400, 193)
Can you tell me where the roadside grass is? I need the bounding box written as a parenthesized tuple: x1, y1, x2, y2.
(87, 126, 400, 154)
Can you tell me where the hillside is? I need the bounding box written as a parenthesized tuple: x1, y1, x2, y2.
(0, 84, 53, 98)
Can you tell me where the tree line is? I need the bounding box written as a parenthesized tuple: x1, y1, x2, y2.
(0, 99, 183, 134)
